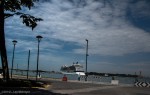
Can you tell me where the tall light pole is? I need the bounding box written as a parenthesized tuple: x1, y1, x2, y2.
(11, 40, 17, 79)
(36, 35, 43, 81)
(17, 64, 18, 70)
(85, 39, 88, 81)
(27, 50, 30, 79)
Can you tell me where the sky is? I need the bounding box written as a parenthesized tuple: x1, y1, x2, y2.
(1, 0, 150, 77)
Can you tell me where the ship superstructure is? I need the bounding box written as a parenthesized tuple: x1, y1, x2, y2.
(60, 62, 85, 75)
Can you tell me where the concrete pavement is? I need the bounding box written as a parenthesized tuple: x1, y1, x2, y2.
(11, 75, 150, 95)
(48, 80, 150, 95)
(71, 87, 150, 95)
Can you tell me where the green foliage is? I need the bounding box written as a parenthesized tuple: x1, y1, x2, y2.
(20, 0, 34, 9)
(4, 0, 21, 12)
(20, 13, 43, 30)
(4, 0, 36, 11)
(4, 0, 43, 30)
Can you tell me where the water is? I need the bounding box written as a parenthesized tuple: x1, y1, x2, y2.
(13, 70, 150, 84)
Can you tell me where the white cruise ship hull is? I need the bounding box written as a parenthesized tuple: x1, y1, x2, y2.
(61, 71, 85, 76)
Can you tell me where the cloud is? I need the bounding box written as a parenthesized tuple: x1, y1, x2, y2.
(128, 0, 150, 18)
(23, 0, 150, 56)
(5, 0, 150, 57)
(3, 0, 150, 76)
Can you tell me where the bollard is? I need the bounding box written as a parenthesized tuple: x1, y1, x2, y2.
(62, 75, 67, 81)
(78, 75, 80, 81)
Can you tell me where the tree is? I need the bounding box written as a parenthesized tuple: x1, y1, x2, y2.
(0, 0, 42, 81)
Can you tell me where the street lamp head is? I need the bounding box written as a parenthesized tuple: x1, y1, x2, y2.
(12, 40, 17, 45)
(36, 35, 43, 42)
(85, 39, 88, 42)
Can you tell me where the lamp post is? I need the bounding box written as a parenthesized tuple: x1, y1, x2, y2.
(36, 35, 43, 81)
(11, 40, 17, 79)
(85, 39, 88, 81)
(17, 64, 18, 71)
(27, 50, 30, 79)
(16, 63, 18, 72)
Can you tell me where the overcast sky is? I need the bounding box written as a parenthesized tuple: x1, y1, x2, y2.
(2, 0, 150, 77)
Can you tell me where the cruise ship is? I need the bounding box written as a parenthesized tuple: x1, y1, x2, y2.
(60, 62, 85, 75)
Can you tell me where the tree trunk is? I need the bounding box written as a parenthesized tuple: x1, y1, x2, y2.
(0, 0, 10, 80)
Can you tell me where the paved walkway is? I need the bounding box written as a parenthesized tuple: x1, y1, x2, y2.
(10, 75, 150, 95)
(52, 85, 118, 94)
(47, 80, 150, 95)
(71, 87, 150, 95)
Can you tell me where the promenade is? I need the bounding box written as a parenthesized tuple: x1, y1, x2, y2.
(47, 80, 150, 95)
(33, 77, 150, 95)
(1, 75, 149, 95)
